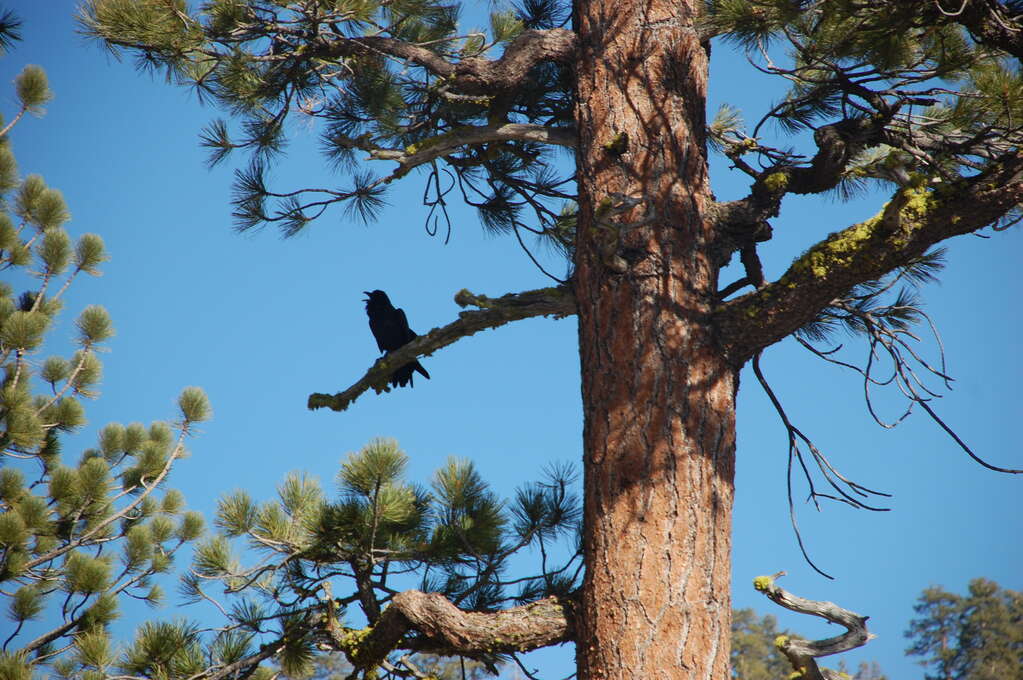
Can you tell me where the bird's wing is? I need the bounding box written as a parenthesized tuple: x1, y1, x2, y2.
(367, 316, 389, 352)
(395, 307, 417, 342)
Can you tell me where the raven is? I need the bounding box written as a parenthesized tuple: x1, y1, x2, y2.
(362, 290, 430, 388)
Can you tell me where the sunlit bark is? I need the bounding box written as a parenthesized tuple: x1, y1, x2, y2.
(572, 0, 735, 677)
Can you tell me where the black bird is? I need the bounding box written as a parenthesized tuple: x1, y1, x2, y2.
(362, 290, 430, 388)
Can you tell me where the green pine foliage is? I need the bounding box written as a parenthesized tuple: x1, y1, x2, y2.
(730, 608, 794, 680)
(79, 0, 576, 257)
(905, 578, 1023, 680)
(43, 0, 1023, 677)
(174, 437, 580, 676)
(0, 21, 210, 679)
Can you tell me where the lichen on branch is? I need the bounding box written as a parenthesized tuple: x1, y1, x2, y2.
(715, 160, 1023, 363)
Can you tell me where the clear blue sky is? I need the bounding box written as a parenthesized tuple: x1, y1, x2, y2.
(4, 1, 1021, 677)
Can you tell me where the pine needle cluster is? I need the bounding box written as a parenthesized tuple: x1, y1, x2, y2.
(0, 25, 211, 680)
(704, 0, 1023, 202)
(79, 0, 577, 271)
(178, 437, 580, 677)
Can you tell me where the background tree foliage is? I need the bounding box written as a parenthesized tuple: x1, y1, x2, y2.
(0, 15, 211, 679)
(731, 608, 794, 680)
(905, 578, 1023, 680)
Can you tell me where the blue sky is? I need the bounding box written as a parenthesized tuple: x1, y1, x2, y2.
(4, 1, 1021, 677)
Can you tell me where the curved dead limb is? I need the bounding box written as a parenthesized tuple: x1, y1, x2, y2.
(320, 588, 576, 672)
(308, 286, 576, 412)
(753, 572, 874, 680)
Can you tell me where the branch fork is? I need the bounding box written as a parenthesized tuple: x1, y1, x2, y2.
(753, 572, 874, 680)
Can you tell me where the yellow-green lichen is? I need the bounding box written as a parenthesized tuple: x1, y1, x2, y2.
(764, 171, 790, 192)
(753, 575, 773, 591)
(787, 669, 805, 679)
(782, 183, 943, 282)
(603, 132, 629, 155)
(337, 626, 372, 654)
(899, 184, 936, 221)
(404, 127, 466, 156)
(774, 634, 790, 649)
(788, 211, 885, 279)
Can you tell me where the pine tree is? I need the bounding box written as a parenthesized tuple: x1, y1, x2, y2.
(175, 437, 579, 678)
(731, 608, 794, 680)
(76, 1, 1023, 679)
(906, 578, 1023, 680)
(0, 16, 210, 679)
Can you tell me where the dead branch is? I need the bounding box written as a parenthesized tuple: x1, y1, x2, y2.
(308, 286, 576, 412)
(753, 572, 873, 680)
(751, 354, 890, 579)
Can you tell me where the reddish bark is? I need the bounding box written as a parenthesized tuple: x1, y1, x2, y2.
(572, 0, 737, 678)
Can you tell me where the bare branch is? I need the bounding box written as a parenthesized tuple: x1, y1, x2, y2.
(752, 572, 874, 680)
(751, 353, 890, 579)
(308, 286, 576, 412)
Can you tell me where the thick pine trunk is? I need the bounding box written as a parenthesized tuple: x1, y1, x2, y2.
(572, 1, 738, 678)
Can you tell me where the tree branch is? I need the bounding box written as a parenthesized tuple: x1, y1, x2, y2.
(752, 572, 873, 680)
(322, 589, 576, 671)
(714, 154, 1023, 363)
(936, 0, 1023, 59)
(369, 123, 577, 174)
(316, 28, 577, 95)
(308, 286, 576, 412)
(450, 28, 577, 94)
(710, 115, 892, 267)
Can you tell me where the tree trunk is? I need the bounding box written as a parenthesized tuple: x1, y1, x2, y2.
(572, 1, 737, 678)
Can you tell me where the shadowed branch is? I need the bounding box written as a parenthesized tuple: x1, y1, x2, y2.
(314, 28, 577, 95)
(321, 586, 576, 672)
(368, 123, 577, 173)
